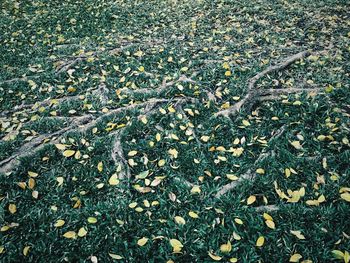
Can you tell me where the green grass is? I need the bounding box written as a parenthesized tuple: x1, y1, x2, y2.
(0, 0, 350, 262)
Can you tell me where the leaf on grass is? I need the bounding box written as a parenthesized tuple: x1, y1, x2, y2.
(63, 231, 76, 239)
(128, 150, 138, 157)
(23, 246, 30, 256)
(137, 237, 149, 246)
(78, 227, 87, 237)
(340, 192, 350, 202)
(97, 162, 103, 172)
(108, 174, 120, 186)
(290, 141, 302, 150)
(256, 236, 265, 247)
(220, 241, 232, 253)
(169, 239, 183, 253)
(289, 253, 302, 262)
(136, 170, 149, 179)
(63, 150, 75, 157)
(28, 171, 38, 178)
(265, 220, 275, 229)
(109, 253, 123, 260)
(247, 195, 256, 205)
(54, 219, 65, 227)
(55, 144, 67, 150)
(290, 230, 305, 240)
(189, 211, 199, 218)
(87, 217, 97, 224)
(9, 204, 16, 214)
(174, 216, 186, 225)
(208, 252, 222, 261)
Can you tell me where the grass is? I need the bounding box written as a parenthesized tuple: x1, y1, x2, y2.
(0, 0, 350, 262)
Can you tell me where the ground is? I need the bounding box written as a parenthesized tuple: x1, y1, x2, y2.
(0, 0, 350, 262)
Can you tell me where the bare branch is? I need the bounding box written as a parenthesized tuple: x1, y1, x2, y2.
(214, 50, 314, 117)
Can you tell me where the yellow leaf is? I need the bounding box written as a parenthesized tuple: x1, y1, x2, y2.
(109, 253, 123, 260)
(0, 246, 4, 254)
(306, 200, 319, 206)
(158, 159, 166, 167)
(9, 204, 16, 214)
(290, 230, 305, 240)
(263, 213, 273, 221)
(225, 70, 232, 76)
(174, 216, 186, 225)
(242, 120, 250, 126)
(28, 178, 35, 189)
(191, 185, 201, 194)
(247, 195, 256, 205)
(220, 241, 232, 253)
(289, 253, 302, 262)
(23, 246, 30, 256)
(54, 219, 65, 227)
(290, 141, 302, 150)
(75, 227, 87, 237)
(63, 150, 75, 157)
(234, 218, 243, 225)
(137, 237, 149, 246)
(256, 168, 265, 174)
(28, 171, 38, 178)
(55, 144, 67, 150)
(57, 177, 64, 186)
(87, 217, 97, 224)
(208, 252, 222, 261)
(108, 174, 120, 186)
(256, 236, 265, 247)
(229, 258, 238, 263)
(340, 192, 350, 202)
(201, 135, 210, 142)
(227, 174, 239, 181)
(265, 219, 275, 229)
(169, 239, 183, 253)
(63, 231, 77, 239)
(332, 250, 345, 259)
(129, 202, 137, 208)
(97, 162, 103, 172)
(285, 168, 291, 178)
(128, 151, 137, 157)
(318, 194, 326, 203)
(188, 211, 199, 218)
(168, 148, 178, 158)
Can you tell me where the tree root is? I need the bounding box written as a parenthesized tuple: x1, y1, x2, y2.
(0, 97, 192, 174)
(1, 83, 109, 117)
(214, 125, 286, 198)
(0, 115, 93, 174)
(214, 50, 325, 118)
(120, 72, 197, 96)
(110, 129, 130, 181)
(55, 39, 165, 74)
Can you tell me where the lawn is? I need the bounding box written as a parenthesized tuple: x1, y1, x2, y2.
(0, 0, 349, 262)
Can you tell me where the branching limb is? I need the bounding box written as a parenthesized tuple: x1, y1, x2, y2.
(0, 97, 194, 174)
(214, 50, 318, 117)
(214, 125, 286, 198)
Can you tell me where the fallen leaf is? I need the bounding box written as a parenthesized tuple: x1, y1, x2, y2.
(63, 150, 75, 157)
(169, 239, 183, 253)
(256, 236, 265, 247)
(78, 227, 87, 237)
(208, 252, 222, 261)
(63, 231, 77, 239)
(108, 174, 120, 185)
(137, 237, 149, 246)
(54, 219, 65, 227)
(289, 253, 302, 262)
